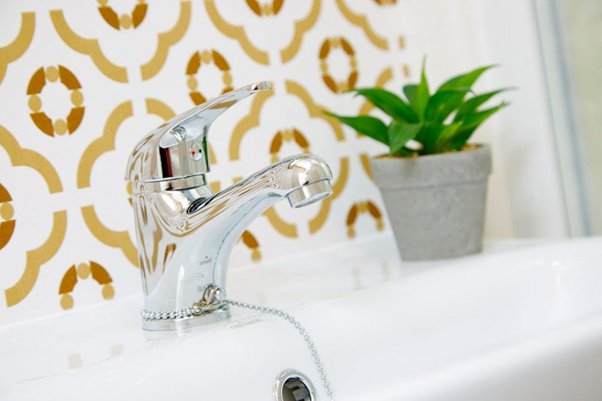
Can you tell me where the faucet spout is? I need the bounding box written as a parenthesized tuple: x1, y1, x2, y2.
(126, 81, 333, 331)
(132, 154, 332, 330)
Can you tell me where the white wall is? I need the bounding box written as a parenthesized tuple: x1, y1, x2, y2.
(403, 0, 569, 238)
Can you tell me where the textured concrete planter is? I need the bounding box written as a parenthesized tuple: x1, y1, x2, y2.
(370, 145, 492, 261)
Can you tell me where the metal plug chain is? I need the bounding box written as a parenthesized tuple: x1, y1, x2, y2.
(141, 285, 334, 400)
(141, 285, 225, 320)
(225, 298, 335, 401)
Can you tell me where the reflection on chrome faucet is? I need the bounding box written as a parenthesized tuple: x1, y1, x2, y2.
(125, 81, 334, 331)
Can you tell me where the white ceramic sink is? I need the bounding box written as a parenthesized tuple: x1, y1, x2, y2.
(1, 235, 602, 400)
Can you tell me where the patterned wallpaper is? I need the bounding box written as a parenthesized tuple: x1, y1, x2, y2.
(0, 0, 411, 325)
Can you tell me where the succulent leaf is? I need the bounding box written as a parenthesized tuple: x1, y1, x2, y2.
(454, 89, 510, 122)
(424, 89, 470, 123)
(413, 62, 430, 119)
(433, 122, 463, 153)
(450, 102, 507, 149)
(388, 121, 422, 156)
(323, 111, 389, 145)
(403, 84, 418, 106)
(460, 102, 507, 130)
(438, 65, 497, 92)
(349, 88, 419, 123)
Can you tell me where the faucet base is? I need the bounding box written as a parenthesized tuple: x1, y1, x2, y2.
(141, 306, 231, 331)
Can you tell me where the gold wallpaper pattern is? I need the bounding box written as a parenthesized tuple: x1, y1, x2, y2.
(0, 0, 411, 325)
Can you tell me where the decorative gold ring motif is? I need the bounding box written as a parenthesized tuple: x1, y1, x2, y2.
(346, 201, 384, 238)
(27, 65, 84, 137)
(246, 0, 284, 17)
(59, 261, 114, 310)
(319, 37, 358, 93)
(97, 0, 148, 30)
(269, 128, 310, 163)
(186, 50, 233, 106)
(0, 183, 15, 252)
(239, 230, 261, 261)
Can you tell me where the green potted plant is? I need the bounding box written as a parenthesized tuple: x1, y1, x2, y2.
(326, 63, 509, 260)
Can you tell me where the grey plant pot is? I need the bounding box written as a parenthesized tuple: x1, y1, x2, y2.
(370, 145, 492, 261)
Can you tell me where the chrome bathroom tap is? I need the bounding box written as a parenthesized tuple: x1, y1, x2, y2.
(125, 81, 333, 330)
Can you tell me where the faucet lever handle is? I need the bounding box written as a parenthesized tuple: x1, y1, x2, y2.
(174, 81, 271, 133)
(125, 81, 272, 184)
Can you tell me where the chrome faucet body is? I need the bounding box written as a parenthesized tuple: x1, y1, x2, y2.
(125, 82, 333, 330)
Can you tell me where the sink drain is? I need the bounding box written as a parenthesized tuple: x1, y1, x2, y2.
(274, 370, 316, 401)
